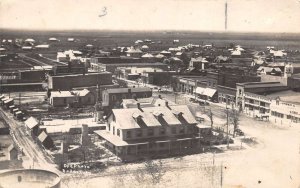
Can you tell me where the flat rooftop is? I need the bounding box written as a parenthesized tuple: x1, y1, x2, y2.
(266, 90, 300, 105)
(237, 82, 286, 88)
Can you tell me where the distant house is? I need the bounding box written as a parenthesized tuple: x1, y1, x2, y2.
(126, 47, 143, 57)
(49, 89, 95, 107)
(189, 57, 209, 70)
(38, 131, 55, 150)
(257, 67, 282, 76)
(35, 44, 50, 49)
(49, 37, 58, 41)
(102, 87, 152, 107)
(8, 144, 18, 160)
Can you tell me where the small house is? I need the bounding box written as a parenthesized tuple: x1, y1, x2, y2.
(38, 131, 55, 150)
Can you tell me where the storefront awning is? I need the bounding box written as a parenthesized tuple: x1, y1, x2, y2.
(195, 87, 205, 95)
(203, 88, 217, 97)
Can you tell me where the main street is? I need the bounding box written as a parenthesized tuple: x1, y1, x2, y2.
(0, 108, 59, 174)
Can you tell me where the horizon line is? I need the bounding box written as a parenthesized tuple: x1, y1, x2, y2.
(1, 28, 300, 35)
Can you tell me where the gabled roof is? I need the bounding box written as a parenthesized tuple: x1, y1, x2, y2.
(25, 117, 39, 129)
(8, 144, 17, 152)
(141, 53, 154, 58)
(155, 54, 165, 58)
(38, 131, 49, 142)
(111, 105, 197, 129)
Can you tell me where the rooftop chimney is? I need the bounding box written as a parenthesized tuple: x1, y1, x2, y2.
(165, 101, 171, 109)
(137, 102, 143, 112)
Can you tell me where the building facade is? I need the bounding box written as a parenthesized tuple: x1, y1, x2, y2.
(94, 104, 206, 161)
(102, 87, 152, 107)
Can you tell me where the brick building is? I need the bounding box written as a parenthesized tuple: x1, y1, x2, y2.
(47, 72, 112, 90)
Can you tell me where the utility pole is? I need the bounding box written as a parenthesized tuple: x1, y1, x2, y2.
(19, 93, 21, 106)
(226, 107, 229, 148)
(220, 162, 223, 188)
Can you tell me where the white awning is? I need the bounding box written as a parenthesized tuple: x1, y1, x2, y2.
(195, 87, 205, 95)
(203, 88, 217, 97)
(196, 124, 211, 129)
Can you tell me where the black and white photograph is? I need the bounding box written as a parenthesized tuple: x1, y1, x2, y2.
(0, 0, 300, 187)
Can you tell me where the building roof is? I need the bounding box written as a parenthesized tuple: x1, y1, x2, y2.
(51, 91, 74, 98)
(155, 54, 165, 58)
(25, 38, 35, 42)
(38, 131, 49, 143)
(126, 47, 143, 53)
(122, 97, 171, 108)
(231, 50, 242, 56)
(4, 98, 13, 104)
(105, 87, 151, 94)
(8, 144, 17, 152)
(111, 105, 197, 129)
(73, 89, 90, 97)
(237, 82, 285, 88)
(266, 90, 300, 105)
(35, 44, 50, 49)
(160, 50, 171, 54)
(141, 53, 154, 58)
(25, 117, 39, 129)
(202, 88, 217, 97)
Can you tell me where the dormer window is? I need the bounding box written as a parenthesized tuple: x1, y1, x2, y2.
(132, 112, 147, 128)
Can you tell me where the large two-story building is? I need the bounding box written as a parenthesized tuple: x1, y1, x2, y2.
(94, 103, 206, 161)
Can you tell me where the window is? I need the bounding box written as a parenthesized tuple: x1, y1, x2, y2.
(159, 142, 165, 148)
(239, 89, 242, 95)
(136, 129, 143, 137)
(108, 124, 111, 131)
(112, 95, 116, 101)
(113, 127, 115, 135)
(63, 98, 67, 104)
(171, 127, 176, 134)
(127, 131, 132, 138)
(147, 129, 154, 136)
(159, 128, 165, 135)
(144, 93, 148, 98)
(117, 129, 120, 136)
(179, 127, 185, 134)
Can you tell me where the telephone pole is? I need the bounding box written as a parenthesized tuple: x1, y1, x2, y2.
(226, 107, 229, 148)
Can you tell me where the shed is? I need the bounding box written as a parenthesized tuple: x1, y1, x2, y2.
(8, 144, 18, 160)
(38, 131, 55, 150)
(25, 117, 39, 136)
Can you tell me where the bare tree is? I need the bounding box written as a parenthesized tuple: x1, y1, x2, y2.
(208, 109, 214, 130)
(144, 159, 166, 185)
(230, 109, 239, 137)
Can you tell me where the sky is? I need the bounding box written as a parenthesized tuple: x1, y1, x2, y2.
(0, 0, 300, 33)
